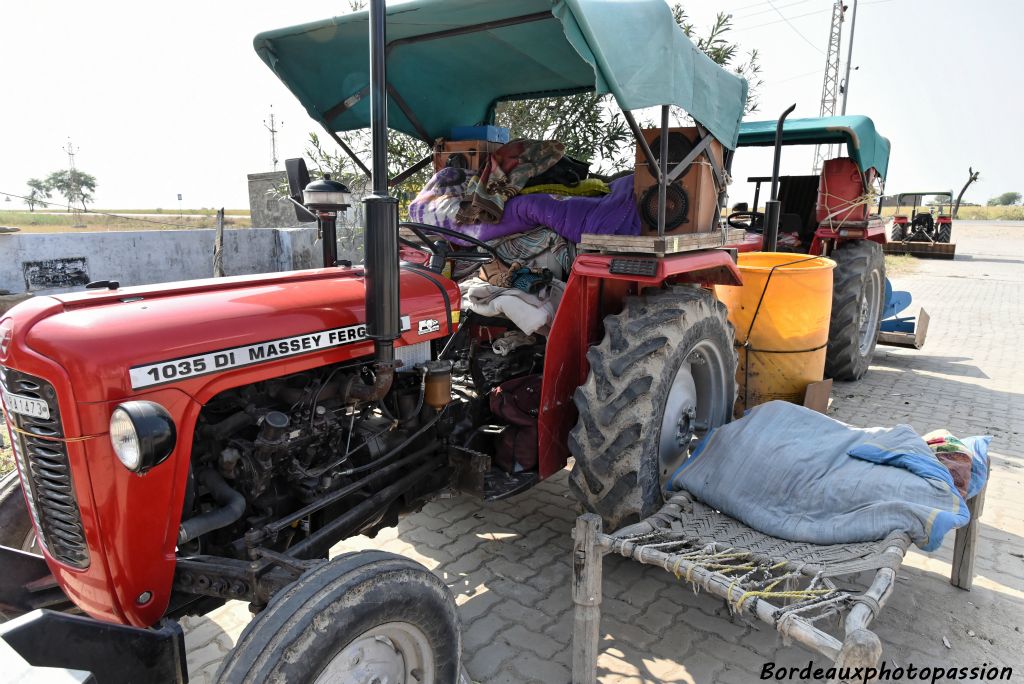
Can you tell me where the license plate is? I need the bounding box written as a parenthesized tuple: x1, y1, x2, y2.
(2, 390, 50, 420)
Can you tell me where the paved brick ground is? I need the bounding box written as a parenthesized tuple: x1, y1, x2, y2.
(184, 222, 1024, 682)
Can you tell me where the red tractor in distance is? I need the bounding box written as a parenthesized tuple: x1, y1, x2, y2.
(890, 191, 955, 243)
(731, 114, 892, 380)
(0, 2, 754, 682)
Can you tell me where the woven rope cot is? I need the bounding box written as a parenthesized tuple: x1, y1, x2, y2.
(571, 488, 987, 683)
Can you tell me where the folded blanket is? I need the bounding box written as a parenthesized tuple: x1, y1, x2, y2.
(460, 277, 565, 336)
(456, 139, 565, 224)
(670, 401, 990, 551)
(408, 166, 472, 231)
(488, 228, 571, 281)
(519, 178, 610, 197)
(410, 171, 641, 245)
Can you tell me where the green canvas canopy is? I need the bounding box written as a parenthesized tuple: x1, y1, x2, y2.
(254, 0, 749, 148)
(736, 115, 891, 178)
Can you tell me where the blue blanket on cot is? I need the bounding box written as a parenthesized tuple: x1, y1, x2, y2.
(669, 401, 990, 551)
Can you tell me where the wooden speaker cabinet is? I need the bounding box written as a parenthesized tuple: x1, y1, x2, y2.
(634, 127, 724, 235)
(433, 140, 504, 175)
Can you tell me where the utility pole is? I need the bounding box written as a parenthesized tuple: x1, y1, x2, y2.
(264, 106, 283, 171)
(840, 0, 859, 115)
(64, 138, 85, 227)
(812, 1, 845, 173)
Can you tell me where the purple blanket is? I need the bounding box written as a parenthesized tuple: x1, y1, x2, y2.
(409, 168, 640, 244)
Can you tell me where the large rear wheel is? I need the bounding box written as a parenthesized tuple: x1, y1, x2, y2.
(825, 240, 885, 381)
(568, 287, 736, 531)
(216, 551, 461, 684)
(936, 223, 952, 243)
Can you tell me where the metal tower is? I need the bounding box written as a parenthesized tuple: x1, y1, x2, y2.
(264, 106, 283, 171)
(64, 138, 85, 227)
(812, 1, 845, 173)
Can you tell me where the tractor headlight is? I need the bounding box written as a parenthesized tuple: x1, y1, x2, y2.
(110, 401, 176, 473)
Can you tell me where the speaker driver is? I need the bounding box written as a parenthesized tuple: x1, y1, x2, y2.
(649, 131, 696, 180)
(445, 152, 470, 169)
(640, 184, 689, 232)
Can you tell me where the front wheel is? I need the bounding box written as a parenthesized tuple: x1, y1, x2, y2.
(568, 286, 737, 531)
(825, 241, 885, 381)
(216, 551, 461, 684)
(0, 470, 38, 553)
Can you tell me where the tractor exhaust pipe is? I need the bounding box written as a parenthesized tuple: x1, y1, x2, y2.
(765, 103, 796, 252)
(363, 0, 400, 366)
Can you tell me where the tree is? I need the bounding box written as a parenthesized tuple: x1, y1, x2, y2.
(953, 167, 980, 218)
(986, 191, 1021, 207)
(45, 169, 97, 211)
(25, 178, 51, 212)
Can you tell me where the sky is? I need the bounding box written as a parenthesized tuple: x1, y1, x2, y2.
(0, 0, 1021, 210)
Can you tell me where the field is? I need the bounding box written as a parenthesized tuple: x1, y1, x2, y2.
(879, 204, 1024, 220)
(0, 209, 251, 233)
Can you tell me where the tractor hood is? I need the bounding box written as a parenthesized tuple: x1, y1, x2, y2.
(6, 267, 458, 404)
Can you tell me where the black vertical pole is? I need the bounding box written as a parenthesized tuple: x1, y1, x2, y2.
(319, 212, 338, 267)
(657, 105, 669, 237)
(363, 0, 400, 364)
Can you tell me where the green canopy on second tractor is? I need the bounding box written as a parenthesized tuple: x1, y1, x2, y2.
(737, 115, 891, 179)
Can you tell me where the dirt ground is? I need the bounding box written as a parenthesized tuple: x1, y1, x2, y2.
(178, 220, 1024, 682)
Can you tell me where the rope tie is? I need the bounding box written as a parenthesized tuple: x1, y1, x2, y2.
(852, 594, 882, 618)
(7, 424, 103, 444)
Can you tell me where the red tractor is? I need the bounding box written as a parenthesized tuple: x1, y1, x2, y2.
(890, 191, 955, 243)
(731, 113, 892, 380)
(0, 2, 751, 681)
(0, 4, 904, 682)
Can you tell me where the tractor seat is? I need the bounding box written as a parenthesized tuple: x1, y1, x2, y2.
(779, 212, 803, 233)
(912, 213, 934, 230)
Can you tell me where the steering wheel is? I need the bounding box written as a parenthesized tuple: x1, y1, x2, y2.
(727, 211, 766, 232)
(399, 222, 497, 279)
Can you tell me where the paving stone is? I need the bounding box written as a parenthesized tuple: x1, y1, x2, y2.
(493, 599, 554, 630)
(509, 651, 572, 684)
(457, 587, 504, 623)
(463, 612, 510, 653)
(498, 624, 564, 659)
(465, 637, 518, 682)
(602, 616, 658, 650)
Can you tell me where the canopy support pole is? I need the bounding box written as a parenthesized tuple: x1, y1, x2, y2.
(325, 129, 372, 179)
(390, 154, 433, 188)
(657, 105, 670, 237)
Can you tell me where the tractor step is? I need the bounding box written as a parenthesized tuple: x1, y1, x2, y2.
(883, 241, 956, 259)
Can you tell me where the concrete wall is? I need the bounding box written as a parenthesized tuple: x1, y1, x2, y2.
(247, 171, 296, 228)
(0, 227, 320, 296)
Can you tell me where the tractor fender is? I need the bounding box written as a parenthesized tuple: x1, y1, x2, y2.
(536, 250, 741, 478)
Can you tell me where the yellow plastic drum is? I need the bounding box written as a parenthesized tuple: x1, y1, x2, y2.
(715, 253, 836, 414)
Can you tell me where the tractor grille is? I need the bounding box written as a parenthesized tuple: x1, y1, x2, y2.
(1, 367, 90, 569)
